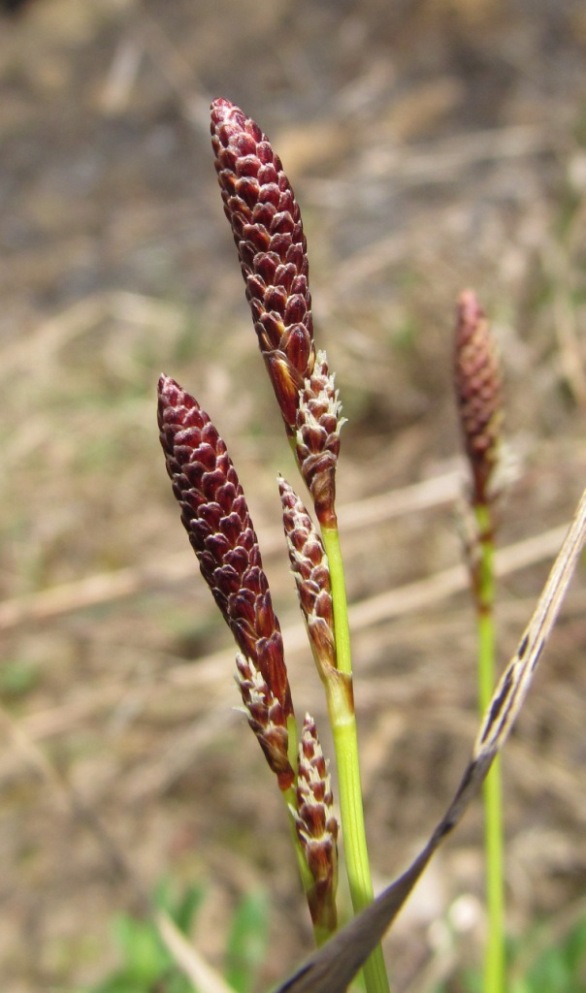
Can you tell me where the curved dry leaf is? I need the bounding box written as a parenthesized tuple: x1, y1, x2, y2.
(272, 486, 586, 993)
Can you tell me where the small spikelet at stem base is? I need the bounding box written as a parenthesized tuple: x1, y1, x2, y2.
(157, 374, 294, 726)
(210, 97, 315, 434)
(235, 654, 295, 791)
(295, 350, 346, 528)
(279, 477, 337, 679)
(454, 290, 503, 508)
(293, 714, 339, 932)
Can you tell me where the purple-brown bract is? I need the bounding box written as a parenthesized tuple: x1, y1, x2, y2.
(210, 98, 345, 526)
(454, 290, 502, 506)
(295, 351, 344, 528)
(210, 96, 315, 431)
(157, 373, 295, 787)
(294, 714, 339, 931)
(235, 653, 295, 790)
(279, 477, 336, 677)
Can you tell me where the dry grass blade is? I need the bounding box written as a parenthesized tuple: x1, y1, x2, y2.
(5, 515, 576, 771)
(0, 703, 236, 993)
(156, 910, 237, 993)
(0, 474, 567, 641)
(475, 485, 586, 755)
(0, 473, 460, 631)
(272, 485, 586, 993)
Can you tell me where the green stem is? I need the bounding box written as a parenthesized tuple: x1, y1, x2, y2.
(321, 522, 353, 676)
(475, 504, 505, 993)
(321, 524, 391, 993)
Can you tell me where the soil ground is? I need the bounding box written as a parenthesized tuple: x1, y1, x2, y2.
(0, 2, 585, 991)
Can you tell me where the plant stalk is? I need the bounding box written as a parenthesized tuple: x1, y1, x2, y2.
(475, 503, 505, 993)
(321, 523, 391, 993)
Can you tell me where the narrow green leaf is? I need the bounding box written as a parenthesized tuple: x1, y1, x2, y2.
(225, 892, 270, 993)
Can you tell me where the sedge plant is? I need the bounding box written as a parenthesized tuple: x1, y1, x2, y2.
(157, 97, 586, 993)
(159, 95, 386, 992)
(454, 290, 505, 993)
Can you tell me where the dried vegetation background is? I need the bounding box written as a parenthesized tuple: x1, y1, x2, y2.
(1, 1, 586, 990)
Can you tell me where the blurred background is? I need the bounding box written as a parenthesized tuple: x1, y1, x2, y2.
(1, 1, 585, 990)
